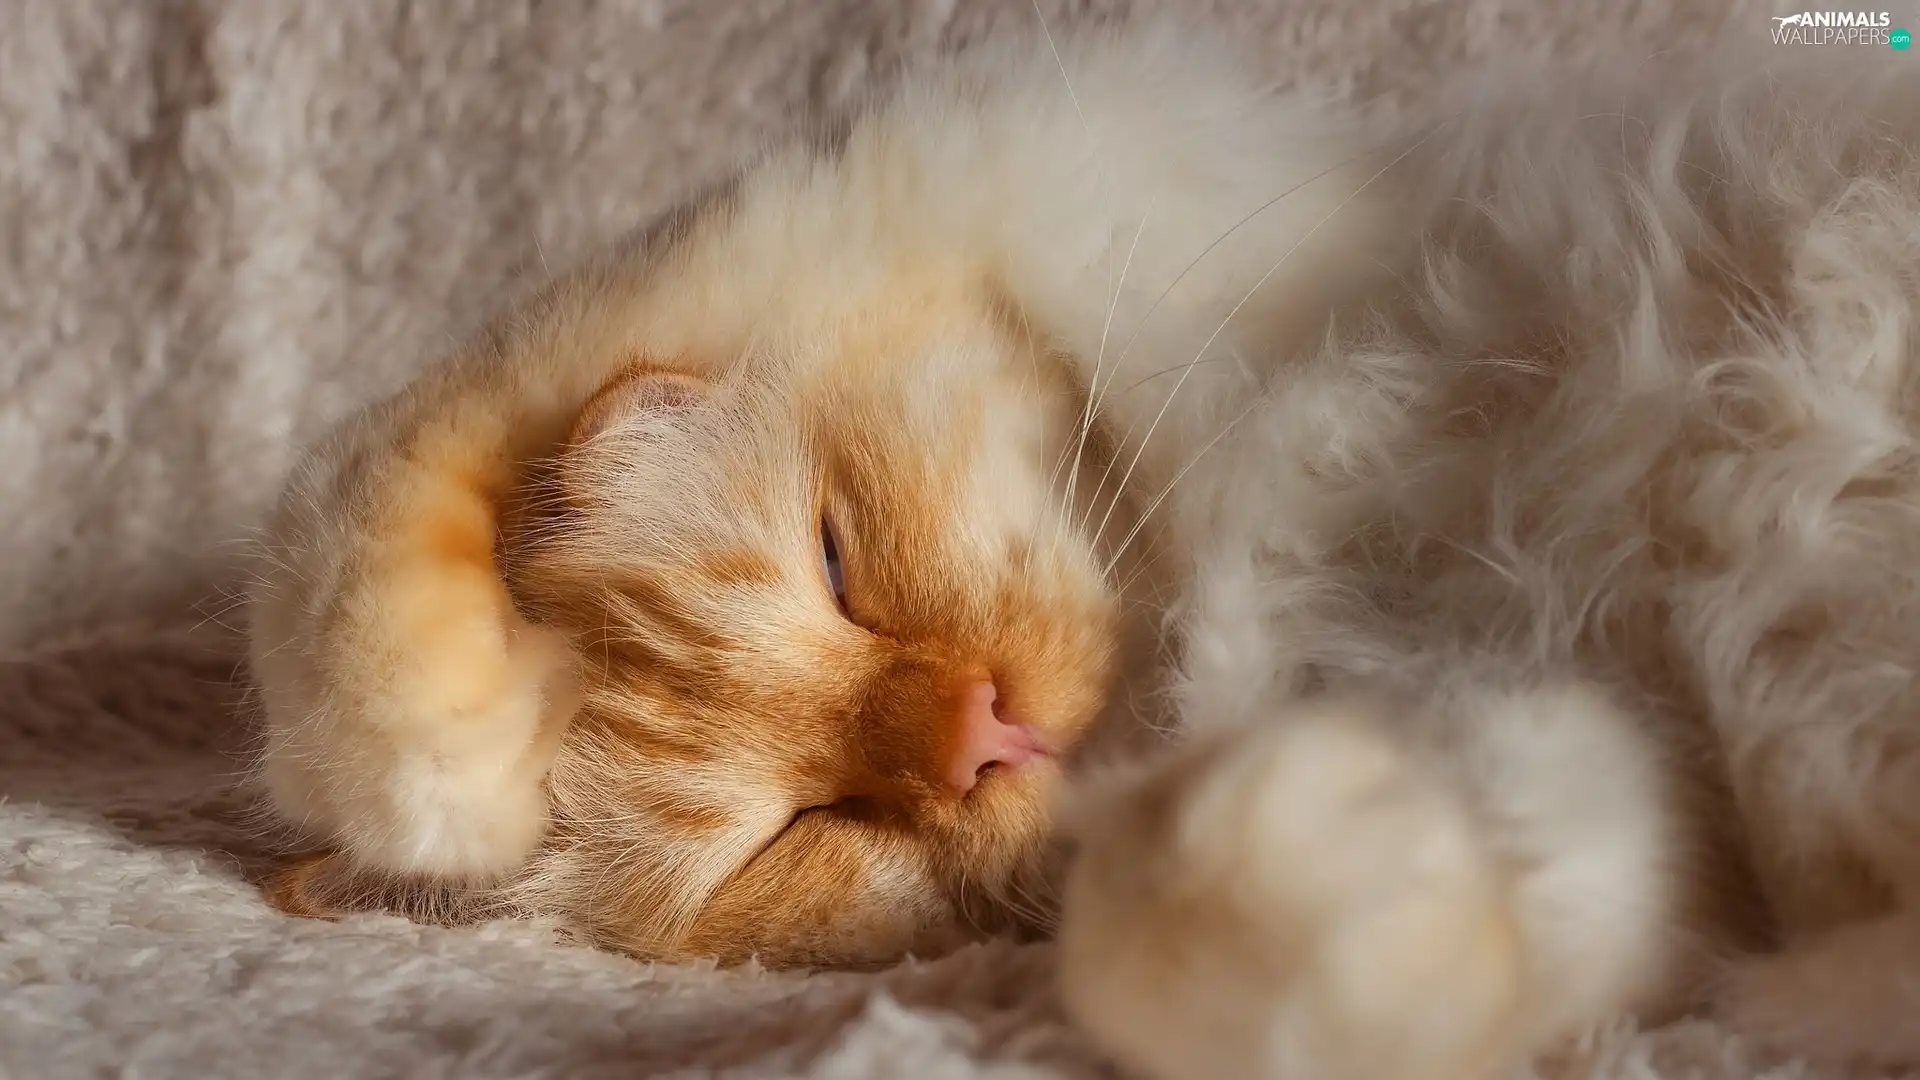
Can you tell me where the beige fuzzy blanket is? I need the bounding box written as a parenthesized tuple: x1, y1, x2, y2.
(0, 0, 1883, 1076)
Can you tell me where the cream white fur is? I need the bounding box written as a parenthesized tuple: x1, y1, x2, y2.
(1035, 31, 1920, 1080)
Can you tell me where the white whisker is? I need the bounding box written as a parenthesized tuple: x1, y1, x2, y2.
(1065, 201, 1156, 543)
(1104, 397, 1261, 578)
(1092, 129, 1436, 564)
(1029, 0, 1090, 134)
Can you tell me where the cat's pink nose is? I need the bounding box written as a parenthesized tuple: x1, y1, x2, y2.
(946, 680, 1046, 795)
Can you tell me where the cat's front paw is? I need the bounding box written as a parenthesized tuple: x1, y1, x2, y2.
(261, 589, 581, 882)
(1058, 698, 1525, 1080)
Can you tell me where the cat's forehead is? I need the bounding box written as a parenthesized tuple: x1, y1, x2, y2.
(577, 315, 1055, 502)
(801, 304, 1059, 414)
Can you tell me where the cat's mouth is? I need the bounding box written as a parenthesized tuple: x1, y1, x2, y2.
(969, 719, 1067, 782)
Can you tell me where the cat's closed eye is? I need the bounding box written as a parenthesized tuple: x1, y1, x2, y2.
(821, 520, 849, 613)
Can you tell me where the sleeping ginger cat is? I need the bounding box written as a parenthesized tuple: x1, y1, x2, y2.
(247, 21, 1920, 1080)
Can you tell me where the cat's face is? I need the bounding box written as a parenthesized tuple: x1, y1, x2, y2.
(507, 294, 1121, 967)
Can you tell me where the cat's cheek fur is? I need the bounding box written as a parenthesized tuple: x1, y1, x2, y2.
(1059, 684, 1689, 1080)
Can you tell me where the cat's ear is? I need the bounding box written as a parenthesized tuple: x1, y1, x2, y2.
(537, 367, 711, 516)
(569, 367, 709, 446)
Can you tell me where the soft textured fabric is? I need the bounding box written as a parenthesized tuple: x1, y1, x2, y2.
(1, 0, 1875, 1076)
